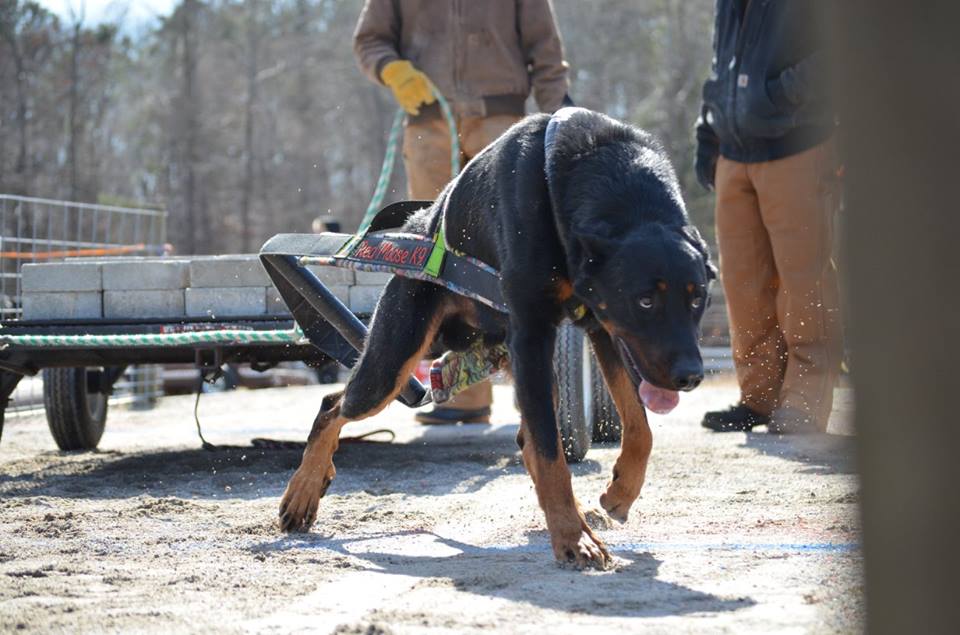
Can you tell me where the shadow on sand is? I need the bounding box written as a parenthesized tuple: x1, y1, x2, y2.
(741, 431, 857, 475)
(0, 421, 604, 500)
(249, 529, 754, 619)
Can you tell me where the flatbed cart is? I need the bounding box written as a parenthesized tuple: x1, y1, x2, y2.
(0, 314, 344, 450)
(0, 202, 621, 461)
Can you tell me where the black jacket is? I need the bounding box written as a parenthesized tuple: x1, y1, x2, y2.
(697, 0, 835, 164)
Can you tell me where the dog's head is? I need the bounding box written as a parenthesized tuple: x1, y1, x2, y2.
(571, 222, 716, 408)
(545, 110, 716, 411)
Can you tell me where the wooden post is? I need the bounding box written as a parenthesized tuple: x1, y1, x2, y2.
(836, 2, 960, 632)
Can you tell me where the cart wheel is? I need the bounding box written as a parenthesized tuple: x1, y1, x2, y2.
(589, 352, 622, 443)
(43, 368, 108, 451)
(554, 322, 593, 463)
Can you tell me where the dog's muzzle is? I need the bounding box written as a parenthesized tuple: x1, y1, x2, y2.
(614, 337, 681, 415)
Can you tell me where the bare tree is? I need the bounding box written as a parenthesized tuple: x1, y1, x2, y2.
(0, 0, 720, 253)
(0, 1, 57, 195)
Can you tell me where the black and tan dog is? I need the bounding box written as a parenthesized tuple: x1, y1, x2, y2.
(278, 108, 715, 569)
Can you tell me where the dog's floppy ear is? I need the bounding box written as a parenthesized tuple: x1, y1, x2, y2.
(571, 229, 618, 273)
(681, 225, 717, 281)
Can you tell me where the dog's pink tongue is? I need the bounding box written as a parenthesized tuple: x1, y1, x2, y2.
(638, 382, 679, 415)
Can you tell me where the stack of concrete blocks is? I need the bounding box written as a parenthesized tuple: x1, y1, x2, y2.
(19, 256, 393, 320)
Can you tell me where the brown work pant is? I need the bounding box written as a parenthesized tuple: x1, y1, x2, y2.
(715, 141, 843, 429)
(404, 113, 521, 410)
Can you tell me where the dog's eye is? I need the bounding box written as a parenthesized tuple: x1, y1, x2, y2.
(691, 297, 703, 309)
(639, 297, 654, 309)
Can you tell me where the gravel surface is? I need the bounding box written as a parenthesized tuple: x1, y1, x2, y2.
(0, 377, 862, 633)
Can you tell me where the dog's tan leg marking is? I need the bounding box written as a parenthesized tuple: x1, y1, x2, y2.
(279, 392, 347, 532)
(588, 329, 653, 524)
(519, 421, 611, 569)
(279, 310, 446, 533)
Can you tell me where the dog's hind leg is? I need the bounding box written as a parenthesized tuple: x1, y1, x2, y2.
(279, 278, 448, 532)
(511, 321, 611, 569)
(588, 328, 653, 524)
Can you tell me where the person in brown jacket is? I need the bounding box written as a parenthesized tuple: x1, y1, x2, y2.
(354, 0, 570, 425)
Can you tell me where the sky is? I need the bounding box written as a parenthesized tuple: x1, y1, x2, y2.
(36, 0, 177, 27)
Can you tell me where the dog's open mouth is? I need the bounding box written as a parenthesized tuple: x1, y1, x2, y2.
(615, 338, 679, 415)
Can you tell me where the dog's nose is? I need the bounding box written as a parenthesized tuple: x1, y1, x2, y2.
(671, 365, 703, 391)
(672, 373, 702, 391)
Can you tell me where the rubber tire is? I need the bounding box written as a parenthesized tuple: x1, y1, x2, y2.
(553, 322, 593, 463)
(43, 367, 108, 451)
(589, 352, 622, 443)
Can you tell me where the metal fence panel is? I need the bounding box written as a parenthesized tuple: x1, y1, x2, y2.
(0, 194, 168, 414)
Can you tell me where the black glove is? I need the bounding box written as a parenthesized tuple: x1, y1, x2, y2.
(695, 142, 718, 192)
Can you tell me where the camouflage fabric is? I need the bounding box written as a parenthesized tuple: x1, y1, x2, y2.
(429, 342, 510, 404)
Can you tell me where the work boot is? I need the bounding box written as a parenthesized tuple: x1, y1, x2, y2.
(767, 406, 821, 435)
(416, 380, 493, 425)
(701, 403, 770, 432)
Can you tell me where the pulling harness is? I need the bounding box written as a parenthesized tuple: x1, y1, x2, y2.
(293, 106, 590, 321)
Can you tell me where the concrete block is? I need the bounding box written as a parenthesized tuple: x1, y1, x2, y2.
(21, 292, 101, 319)
(266, 288, 287, 315)
(21, 262, 101, 292)
(104, 290, 185, 319)
(306, 265, 355, 286)
(186, 287, 266, 317)
(349, 286, 383, 314)
(354, 270, 393, 285)
(266, 285, 350, 314)
(189, 256, 269, 288)
(102, 260, 189, 290)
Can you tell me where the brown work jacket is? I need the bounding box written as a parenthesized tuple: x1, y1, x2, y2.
(353, 0, 570, 116)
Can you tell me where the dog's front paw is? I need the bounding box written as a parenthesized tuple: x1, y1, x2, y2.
(552, 526, 612, 570)
(599, 481, 638, 524)
(278, 464, 335, 532)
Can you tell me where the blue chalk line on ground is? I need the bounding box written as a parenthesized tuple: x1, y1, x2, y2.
(267, 536, 860, 556)
(481, 541, 861, 555)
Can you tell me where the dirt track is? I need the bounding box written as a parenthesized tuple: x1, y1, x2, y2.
(0, 377, 861, 633)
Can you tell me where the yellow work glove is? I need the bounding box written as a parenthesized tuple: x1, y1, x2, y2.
(380, 60, 436, 115)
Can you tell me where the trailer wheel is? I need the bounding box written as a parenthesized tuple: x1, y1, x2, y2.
(589, 353, 622, 443)
(43, 368, 107, 451)
(554, 322, 593, 463)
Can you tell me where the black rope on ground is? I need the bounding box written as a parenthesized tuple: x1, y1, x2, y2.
(192, 371, 395, 450)
(194, 369, 227, 451)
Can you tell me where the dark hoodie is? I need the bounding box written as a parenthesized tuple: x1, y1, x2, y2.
(696, 0, 836, 163)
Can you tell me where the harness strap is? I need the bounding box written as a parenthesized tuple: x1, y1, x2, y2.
(544, 107, 591, 322)
(424, 198, 450, 278)
(543, 106, 589, 200)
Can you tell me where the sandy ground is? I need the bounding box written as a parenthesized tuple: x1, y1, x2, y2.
(0, 376, 862, 633)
